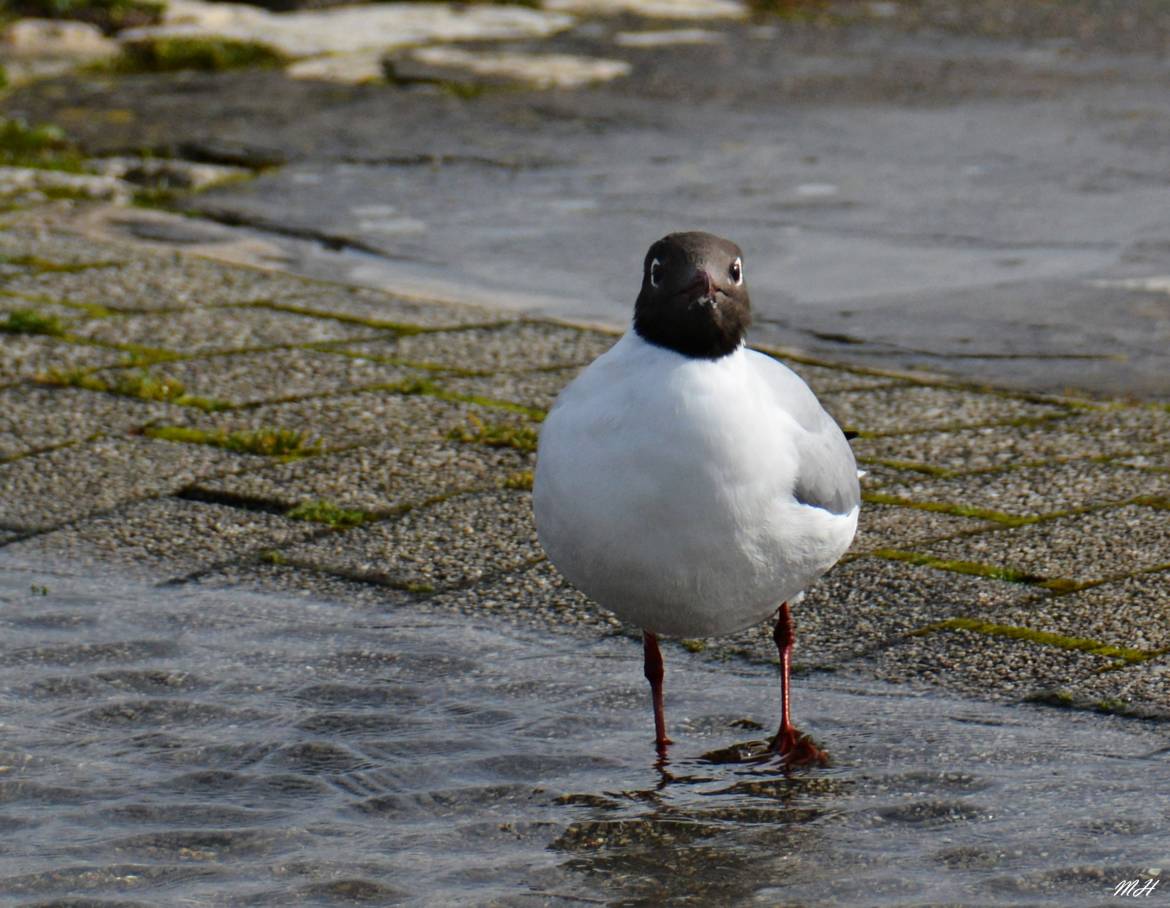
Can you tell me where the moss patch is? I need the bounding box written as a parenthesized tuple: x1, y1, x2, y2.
(286, 499, 370, 529)
(915, 617, 1161, 665)
(0, 117, 88, 172)
(39, 367, 229, 410)
(8, 0, 163, 33)
(862, 491, 1040, 527)
(144, 425, 323, 458)
(502, 469, 533, 491)
(448, 413, 538, 453)
(1, 308, 67, 336)
(251, 300, 428, 335)
(108, 37, 288, 73)
(870, 548, 1044, 584)
(0, 254, 120, 274)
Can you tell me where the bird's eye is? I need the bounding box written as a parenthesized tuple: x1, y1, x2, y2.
(729, 258, 743, 285)
(650, 258, 663, 288)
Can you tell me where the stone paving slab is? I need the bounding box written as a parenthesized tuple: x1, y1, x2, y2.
(270, 284, 509, 329)
(997, 569, 1170, 651)
(123, 348, 425, 407)
(0, 436, 252, 532)
(1, 497, 318, 583)
(773, 359, 910, 395)
(843, 624, 1116, 702)
(920, 504, 1170, 586)
(73, 306, 384, 354)
(1042, 655, 1170, 720)
(719, 557, 1041, 668)
(281, 489, 541, 593)
(337, 322, 617, 372)
(0, 385, 183, 459)
(170, 389, 517, 451)
(820, 385, 1072, 436)
(850, 503, 995, 556)
(0, 334, 126, 387)
(191, 440, 530, 513)
(1, 230, 317, 311)
(852, 407, 1170, 474)
(440, 367, 583, 414)
(878, 462, 1170, 519)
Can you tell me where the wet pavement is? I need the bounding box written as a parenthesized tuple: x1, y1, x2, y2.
(6, 0, 1170, 397)
(2, 567, 1168, 907)
(2, 2, 1170, 903)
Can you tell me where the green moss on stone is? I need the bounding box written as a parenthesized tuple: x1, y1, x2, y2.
(862, 491, 1039, 527)
(286, 499, 370, 529)
(448, 413, 538, 453)
(913, 617, 1159, 665)
(0, 117, 88, 172)
(0, 255, 119, 273)
(145, 425, 323, 458)
(39, 367, 228, 410)
(9, 0, 163, 33)
(1, 308, 66, 336)
(109, 37, 288, 74)
(502, 470, 534, 491)
(871, 548, 1043, 584)
(681, 639, 706, 654)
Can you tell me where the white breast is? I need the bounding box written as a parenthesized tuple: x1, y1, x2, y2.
(533, 331, 858, 638)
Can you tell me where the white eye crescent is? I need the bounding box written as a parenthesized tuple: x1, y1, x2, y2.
(650, 258, 663, 288)
(729, 257, 743, 286)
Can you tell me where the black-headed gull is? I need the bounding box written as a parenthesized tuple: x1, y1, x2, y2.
(534, 231, 860, 764)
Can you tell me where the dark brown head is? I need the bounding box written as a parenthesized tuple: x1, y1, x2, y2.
(633, 231, 751, 360)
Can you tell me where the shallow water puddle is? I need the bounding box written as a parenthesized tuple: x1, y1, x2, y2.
(0, 564, 1165, 905)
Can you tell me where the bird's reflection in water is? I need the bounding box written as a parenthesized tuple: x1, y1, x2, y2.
(551, 739, 850, 904)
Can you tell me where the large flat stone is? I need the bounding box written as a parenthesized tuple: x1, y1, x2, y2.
(0, 436, 252, 532)
(819, 386, 1071, 436)
(337, 322, 616, 372)
(1, 497, 317, 582)
(282, 489, 540, 592)
(191, 439, 530, 512)
(920, 504, 1170, 586)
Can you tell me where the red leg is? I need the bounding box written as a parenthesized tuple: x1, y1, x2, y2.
(643, 631, 673, 751)
(771, 602, 828, 766)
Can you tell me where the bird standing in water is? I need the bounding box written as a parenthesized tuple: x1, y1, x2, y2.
(533, 232, 859, 764)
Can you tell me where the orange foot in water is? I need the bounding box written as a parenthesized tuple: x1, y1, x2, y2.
(771, 724, 830, 767)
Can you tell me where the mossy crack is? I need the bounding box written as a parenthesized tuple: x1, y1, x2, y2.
(914, 617, 1163, 665)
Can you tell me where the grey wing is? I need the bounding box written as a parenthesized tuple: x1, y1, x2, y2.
(748, 350, 861, 516)
(792, 415, 861, 515)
